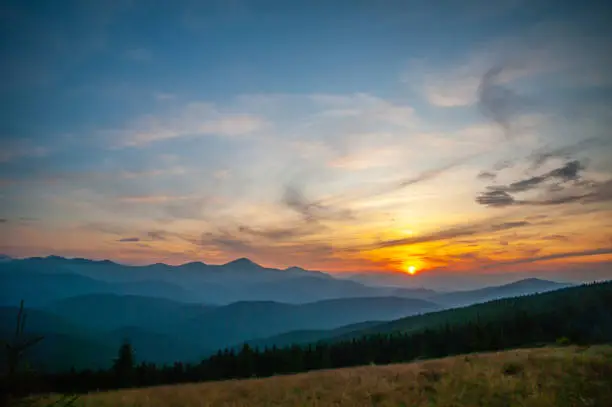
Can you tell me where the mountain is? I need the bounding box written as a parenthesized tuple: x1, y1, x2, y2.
(322, 281, 610, 343)
(0, 306, 115, 372)
(2, 256, 574, 307)
(39, 294, 439, 353)
(432, 278, 572, 307)
(44, 294, 216, 331)
(389, 287, 438, 299)
(185, 296, 439, 349)
(243, 320, 383, 349)
(22, 282, 612, 397)
(0, 263, 203, 306)
(0, 293, 440, 371)
(1, 256, 380, 304)
(245, 279, 594, 349)
(222, 257, 262, 270)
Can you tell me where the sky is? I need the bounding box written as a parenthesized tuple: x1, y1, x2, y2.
(1, 0, 611, 282)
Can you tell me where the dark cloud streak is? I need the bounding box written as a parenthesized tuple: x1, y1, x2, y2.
(365, 217, 533, 250)
(477, 66, 525, 139)
(476, 160, 595, 208)
(488, 248, 612, 267)
(477, 171, 496, 180)
(118, 237, 140, 242)
(282, 184, 353, 223)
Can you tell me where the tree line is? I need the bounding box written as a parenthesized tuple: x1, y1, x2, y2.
(3, 281, 612, 398)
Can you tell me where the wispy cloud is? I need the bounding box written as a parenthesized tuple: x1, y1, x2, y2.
(282, 184, 354, 223)
(487, 248, 612, 267)
(310, 93, 416, 128)
(110, 102, 268, 147)
(118, 237, 140, 242)
(0, 138, 50, 163)
(409, 20, 612, 110)
(364, 217, 533, 250)
(476, 160, 612, 208)
(477, 65, 527, 139)
(117, 195, 191, 204)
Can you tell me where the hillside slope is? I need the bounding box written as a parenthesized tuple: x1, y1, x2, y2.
(34, 345, 612, 407)
(0, 295, 438, 371)
(432, 277, 572, 307)
(249, 281, 609, 349)
(338, 281, 611, 341)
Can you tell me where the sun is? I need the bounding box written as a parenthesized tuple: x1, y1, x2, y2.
(399, 259, 423, 275)
(406, 265, 417, 275)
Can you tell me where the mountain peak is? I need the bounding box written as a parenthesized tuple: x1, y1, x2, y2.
(507, 278, 560, 287)
(183, 261, 206, 265)
(224, 257, 261, 269)
(46, 255, 67, 261)
(178, 261, 208, 270)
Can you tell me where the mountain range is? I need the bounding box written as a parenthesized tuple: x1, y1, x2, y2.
(1, 255, 433, 305)
(0, 255, 573, 372)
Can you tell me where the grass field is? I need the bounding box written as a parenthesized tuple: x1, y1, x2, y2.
(29, 345, 612, 407)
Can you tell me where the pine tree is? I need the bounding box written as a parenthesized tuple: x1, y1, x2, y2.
(112, 340, 135, 388)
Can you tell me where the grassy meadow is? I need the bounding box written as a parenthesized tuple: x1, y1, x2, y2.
(26, 345, 612, 407)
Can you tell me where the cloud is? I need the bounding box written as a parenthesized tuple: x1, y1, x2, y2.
(194, 227, 338, 265)
(500, 160, 583, 193)
(80, 222, 127, 235)
(115, 195, 212, 221)
(311, 93, 416, 128)
(489, 248, 612, 267)
(163, 198, 210, 221)
(112, 102, 268, 147)
(365, 217, 533, 250)
(411, 18, 612, 115)
(477, 66, 526, 139)
(583, 179, 612, 204)
(321, 153, 480, 208)
(147, 231, 169, 241)
(420, 77, 480, 107)
(476, 190, 517, 207)
(477, 171, 497, 180)
(490, 221, 530, 231)
(237, 224, 318, 241)
(118, 237, 141, 242)
(117, 195, 191, 204)
(0, 138, 50, 163)
(527, 138, 604, 170)
(119, 167, 187, 179)
(476, 160, 589, 207)
(282, 184, 353, 223)
(541, 234, 570, 242)
(477, 178, 612, 208)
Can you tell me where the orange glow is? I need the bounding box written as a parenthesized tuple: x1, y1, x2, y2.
(399, 260, 421, 275)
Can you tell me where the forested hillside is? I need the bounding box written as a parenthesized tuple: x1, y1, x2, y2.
(5, 281, 610, 396)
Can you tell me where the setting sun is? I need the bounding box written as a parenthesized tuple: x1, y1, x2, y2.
(406, 265, 417, 275)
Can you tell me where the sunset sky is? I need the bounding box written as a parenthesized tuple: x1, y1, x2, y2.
(1, 0, 611, 281)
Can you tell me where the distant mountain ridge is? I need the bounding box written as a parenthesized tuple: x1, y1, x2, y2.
(1, 256, 571, 306)
(0, 256, 359, 305)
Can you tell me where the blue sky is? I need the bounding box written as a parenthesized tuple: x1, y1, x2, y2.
(1, 0, 611, 282)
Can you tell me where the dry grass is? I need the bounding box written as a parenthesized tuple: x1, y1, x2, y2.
(31, 345, 612, 407)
